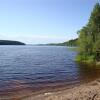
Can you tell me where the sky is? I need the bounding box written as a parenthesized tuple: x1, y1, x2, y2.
(0, 0, 98, 44)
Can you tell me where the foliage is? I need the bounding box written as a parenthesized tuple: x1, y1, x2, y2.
(75, 55, 95, 63)
(77, 3, 100, 62)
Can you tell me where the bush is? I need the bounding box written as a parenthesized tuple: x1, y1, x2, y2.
(75, 55, 95, 63)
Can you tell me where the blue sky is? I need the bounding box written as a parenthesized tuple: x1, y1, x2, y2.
(0, 0, 98, 44)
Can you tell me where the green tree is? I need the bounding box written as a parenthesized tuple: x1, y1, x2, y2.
(77, 3, 100, 62)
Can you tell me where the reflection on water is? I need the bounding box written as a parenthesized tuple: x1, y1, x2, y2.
(78, 63, 100, 83)
(0, 46, 100, 99)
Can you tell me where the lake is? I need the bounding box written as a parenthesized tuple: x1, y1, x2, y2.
(0, 46, 100, 98)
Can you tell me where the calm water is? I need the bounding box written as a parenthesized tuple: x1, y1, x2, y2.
(0, 46, 100, 93)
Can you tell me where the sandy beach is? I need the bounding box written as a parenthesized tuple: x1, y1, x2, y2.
(18, 79, 100, 100)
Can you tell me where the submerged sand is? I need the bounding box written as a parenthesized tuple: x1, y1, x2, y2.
(21, 79, 100, 100)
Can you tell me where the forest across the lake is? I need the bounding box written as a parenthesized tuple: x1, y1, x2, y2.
(0, 40, 25, 45)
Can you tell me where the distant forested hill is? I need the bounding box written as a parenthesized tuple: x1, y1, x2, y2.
(62, 38, 78, 46)
(46, 38, 78, 46)
(0, 40, 25, 45)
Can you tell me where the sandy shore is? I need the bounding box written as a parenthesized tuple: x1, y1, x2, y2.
(19, 79, 100, 100)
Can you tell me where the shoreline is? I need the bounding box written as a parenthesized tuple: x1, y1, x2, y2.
(0, 78, 100, 99)
(0, 81, 80, 100)
(0, 77, 100, 100)
(0, 78, 100, 100)
(20, 78, 100, 100)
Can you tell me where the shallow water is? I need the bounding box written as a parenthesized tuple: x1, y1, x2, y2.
(0, 46, 100, 95)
